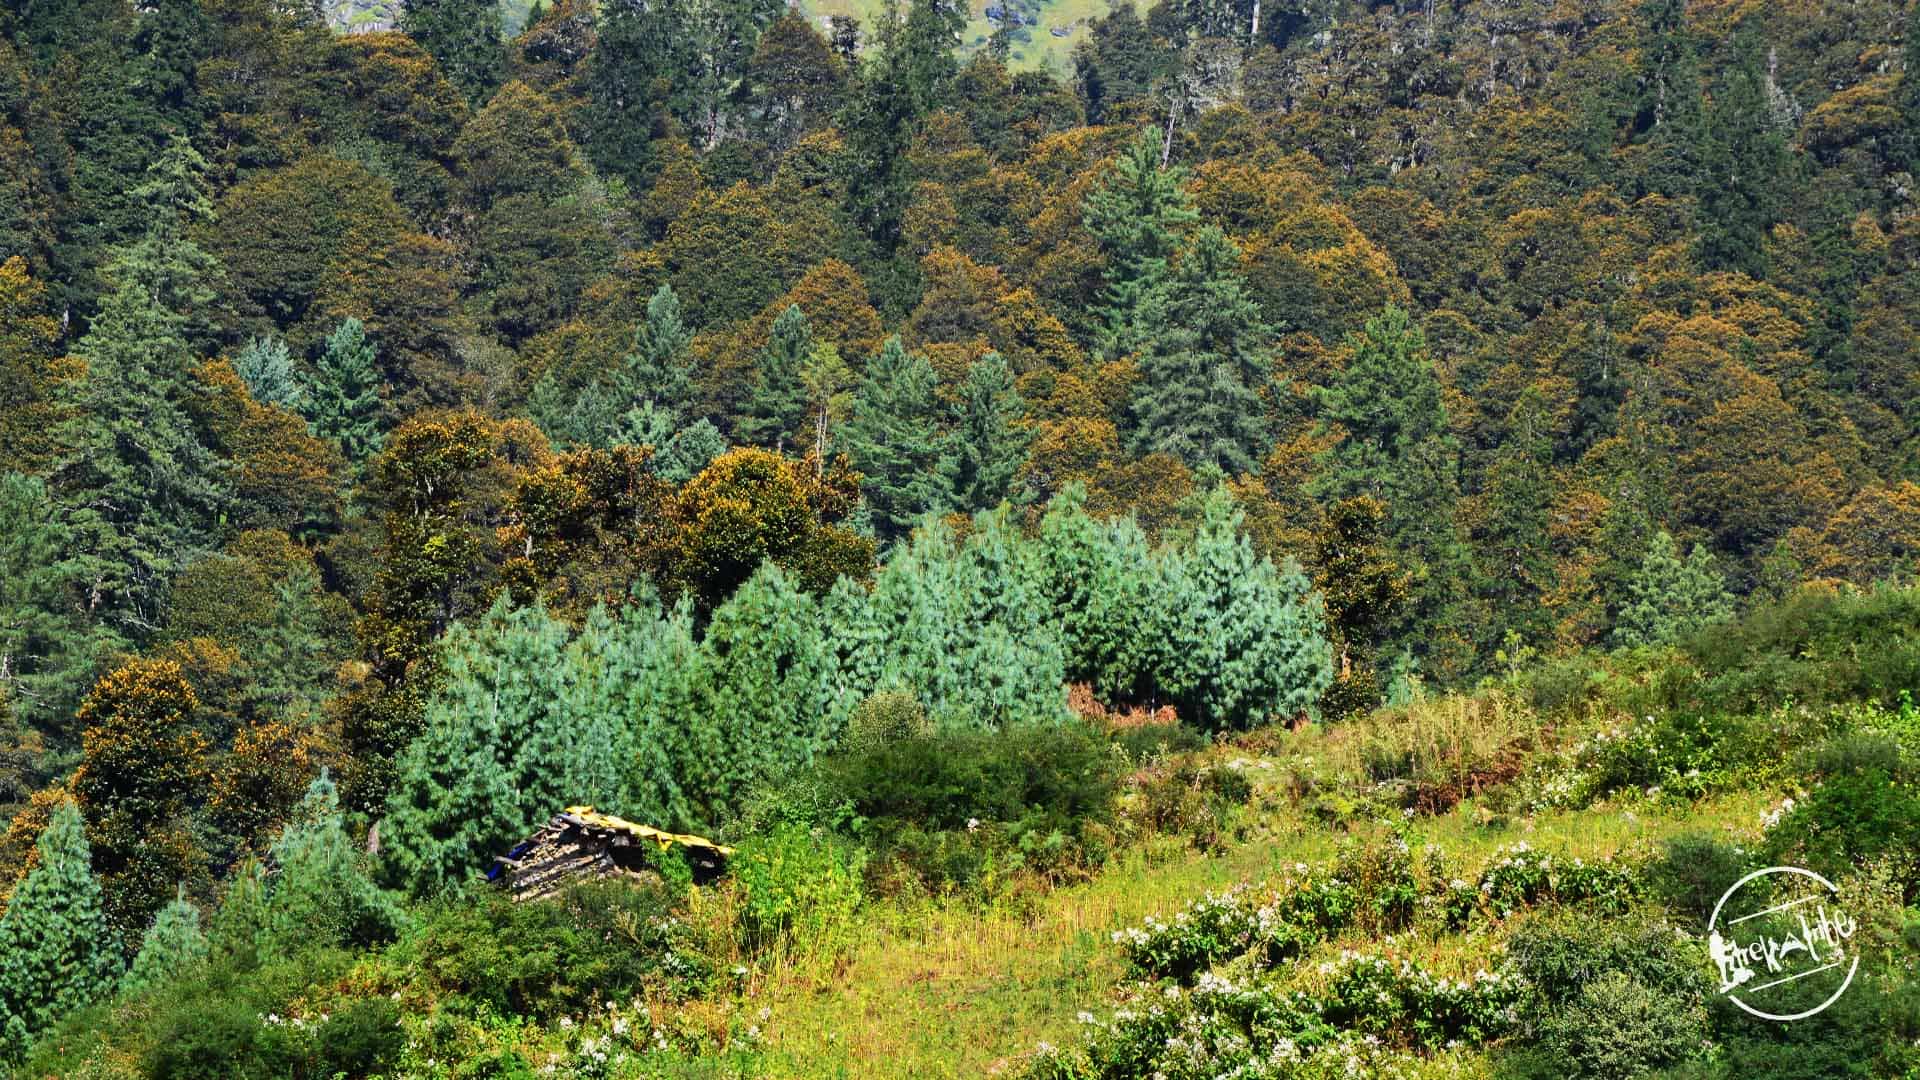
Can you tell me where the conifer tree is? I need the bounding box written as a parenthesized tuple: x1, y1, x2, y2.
(1083, 129, 1197, 359)
(119, 885, 205, 996)
(624, 284, 697, 416)
(0, 800, 116, 1059)
(1031, 487, 1156, 701)
(1632, 0, 1706, 199)
(0, 472, 100, 738)
(51, 140, 231, 635)
(1696, 29, 1787, 277)
(685, 563, 834, 824)
(381, 599, 576, 897)
(205, 858, 268, 969)
(1147, 487, 1332, 731)
(844, 336, 954, 539)
(1475, 389, 1557, 647)
(401, 0, 506, 103)
(266, 772, 402, 950)
(738, 304, 812, 450)
(1612, 530, 1734, 648)
(952, 351, 1031, 512)
(1313, 306, 1473, 672)
(306, 318, 385, 474)
(1125, 226, 1270, 474)
(233, 334, 304, 410)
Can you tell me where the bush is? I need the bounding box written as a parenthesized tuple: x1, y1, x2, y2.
(1106, 720, 1207, 761)
(817, 721, 1123, 891)
(312, 997, 405, 1078)
(1532, 969, 1707, 1079)
(730, 822, 865, 959)
(1133, 760, 1254, 851)
(1504, 914, 1711, 1080)
(841, 689, 931, 753)
(1767, 733, 1920, 889)
(386, 882, 712, 1020)
(1650, 831, 1753, 922)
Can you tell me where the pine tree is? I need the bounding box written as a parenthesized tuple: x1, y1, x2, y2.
(1146, 487, 1333, 731)
(1125, 226, 1271, 474)
(1696, 27, 1788, 276)
(380, 599, 573, 897)
(952, 351, 1031, 512)
(306, 318, 385, 472)
(1475, 389, 1557, 647)
(1083, 128, 1197, 359)
(265, 772, 402, 950)
(401, 0, 506, 103)
(830, 510, 1066, 732)
(119, 885, 205, 996)
(1632, 0, 1706, 199)
(0, 472, 101, 739)
(738, 304, 812, 450)
(1312, 306, 1474, 672)
(232, 334, 303, 410)
(1612, 531, 1734, 649)
(623, 284, 697, 416)
(844, 336, 955, 539)
(1032, 487, 1156, 701)
(205, 858, 269, 969)
(0, 800, 116, 1059)
(51, 140, 231, 636)
(685, 563, 834, 824)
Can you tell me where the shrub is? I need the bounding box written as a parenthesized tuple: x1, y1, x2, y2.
(1133, 760, 1254, 852)
(312, 996, 405, 1078)
(1650, 831, 1753, 922)
(730, 822, 865, 959)
(387, 882, 711, 1019)
(1532, 970, 1708, 1079)
(841, 689, 931, 753)
(1767, 733, 1920, 889)
(818, 721, 1123, 890)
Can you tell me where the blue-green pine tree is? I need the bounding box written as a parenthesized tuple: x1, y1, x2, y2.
(268, 772, 403, 949)
(1612, 530, 1734, 648)
(1030, 486, 1156, 701)
(0, 800, 117, 1059)
(233, 334, 305, 410)
(1148, 488, 1333, 731)
(119, 885, 205, 996)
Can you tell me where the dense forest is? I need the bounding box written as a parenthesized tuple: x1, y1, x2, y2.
(3, 0, 1920, 1075)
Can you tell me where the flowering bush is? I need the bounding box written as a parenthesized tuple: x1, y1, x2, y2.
(1024, 954, 1521, 1079)
(1111, 866, 1360, 982)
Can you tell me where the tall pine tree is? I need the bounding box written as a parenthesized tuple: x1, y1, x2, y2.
(951, 351, 1031, 512)
(738, 304, 812, 450)
(844, 336, 955, 539)
(51, 138, 231, 636)
(401, 0, 506, 104)
(0, 800, 116, 1060)
(1125, 226, 1271, 474)
(1083, 128, 1197, 359)
(305, 318, 385, 474)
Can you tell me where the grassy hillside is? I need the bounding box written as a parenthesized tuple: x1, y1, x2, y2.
(25, 586, 1920, 1078)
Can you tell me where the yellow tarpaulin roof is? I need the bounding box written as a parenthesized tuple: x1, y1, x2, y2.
(563, 806, 735, 857)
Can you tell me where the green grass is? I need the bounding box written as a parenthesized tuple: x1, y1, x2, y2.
(729, 728, 1778, 1078)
